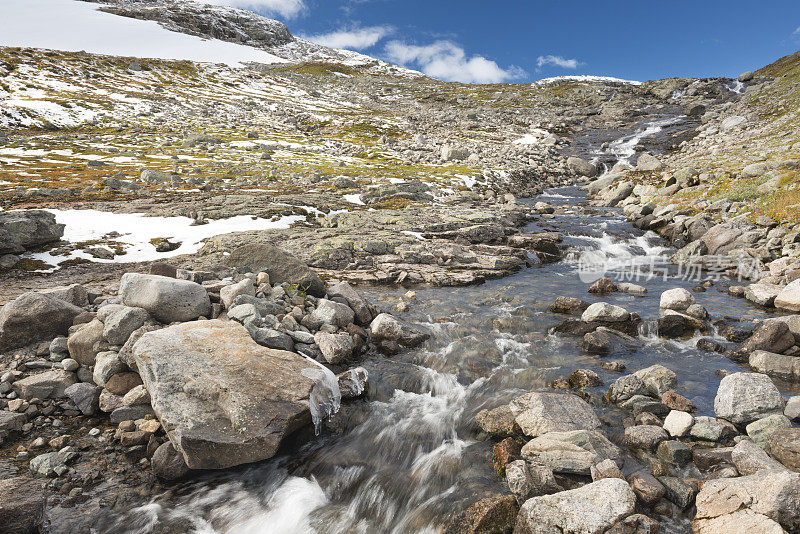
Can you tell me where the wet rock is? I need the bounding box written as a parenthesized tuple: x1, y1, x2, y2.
(618, 282, 647, 295)
(628, 470, 665, 505)
(549, 296, 589, 315)
(657, 313, 695, 338)
(607, 514, 660, 534)
(133, 320, 318, 469)
(369, 313, 429, 347)
(693, 470, 800, 533)
(13, 370, 76, 400)
(714, 372, 784, 424)
(29, 446, 78, 477)
(476, 405, 519, 437)
(656, 440, 692, 466)
(0, 477, 47, 533)
(119, 273, 211, 323)
(520, 430, 622, 475)
(583, 329, 612, 355)
(444, 494, 518, 534)
(337, 367, 367, 399)
(224, 243, 326, 297)
(588, 277, 618, 295)
(515, 478, 635, 534)
(659, 288, 695, 311)
(659, 476, 695, 510)
(509, 391, 601, 437)
(568, 368, 602, 388)
(0, 292, 84, 351)
(151, 441, 191, 480)
(693, 447, 734, 472)
(769, 428, 800, 471)
(492, 437, 521, 476)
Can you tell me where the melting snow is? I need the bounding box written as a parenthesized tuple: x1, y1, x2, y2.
(0, 0, 288, 67)
(535, 75, 642, 86)
(24, 209, 304, 268)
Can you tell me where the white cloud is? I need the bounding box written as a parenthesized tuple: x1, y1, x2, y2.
(536, 55, 580, 69)
(196, 0, 306, 19)
(302, 25, 394, 50)
(384, 40, 525, 83)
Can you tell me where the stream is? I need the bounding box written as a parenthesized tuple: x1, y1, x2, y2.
(88, 114, 799, 534)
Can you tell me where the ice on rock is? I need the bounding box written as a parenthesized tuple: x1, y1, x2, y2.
(300, 355, 342, 435)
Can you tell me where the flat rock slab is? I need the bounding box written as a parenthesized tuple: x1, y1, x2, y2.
(133, 319, 317, 469)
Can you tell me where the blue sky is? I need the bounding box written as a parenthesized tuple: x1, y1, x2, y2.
(209, 0, 800, 83)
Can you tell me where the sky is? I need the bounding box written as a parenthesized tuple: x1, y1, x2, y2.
(202, 0, 800, 84)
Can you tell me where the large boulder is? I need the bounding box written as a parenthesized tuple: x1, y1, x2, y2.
(567, 156, 597, 178)
(0, 292, 83, 351)
(515, 478, 635, 534)
(0, 210, 64, 254)
(659, 288, 695, 311)
(701, 224, 744, 255)
(775, 279, 800, 312)
(509, 391, 601, 438)
(327, 281, 373, 325)
(0, 477, 47, 534)
(520, 430, 622, 475)
(581, 302, 630, 323)
(67, 318, 106, 366)
(369, 313, 429, 347)
(224, 244, 325, 297)
(714, 372, 784, 424)
(119, 273, 211, 324)
(693, 470, 800, 533)
(133, 320, 319, 469)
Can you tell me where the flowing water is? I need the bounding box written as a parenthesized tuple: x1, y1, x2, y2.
(90, 115, 798, 534)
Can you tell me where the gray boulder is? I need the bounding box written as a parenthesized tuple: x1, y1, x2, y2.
(369, 313, 429, 347)
(521, 430, 622, 475)
(567, 156, 597, 177)
(224, 243, 325, 297)
(306, 299, 354, 329)
(714, 372, 784, 424)
(314, 332, 354, 364)
(509, 391, 601, 438)
(0, 292, 83, 351)
(102, 306, 151, 345)
(0, 210, 63, 254)
(515, 478, 635, 534)
(12, 370, 76, 400)
(67, 318, 106, 366)
(775, 279, 800, 312)
(133, 320, 318, 470)
(581, 302, 630, 323)
(327, 282, 373, 325)
(119, 273, 211, 323)
(64, 383, 100, 415)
